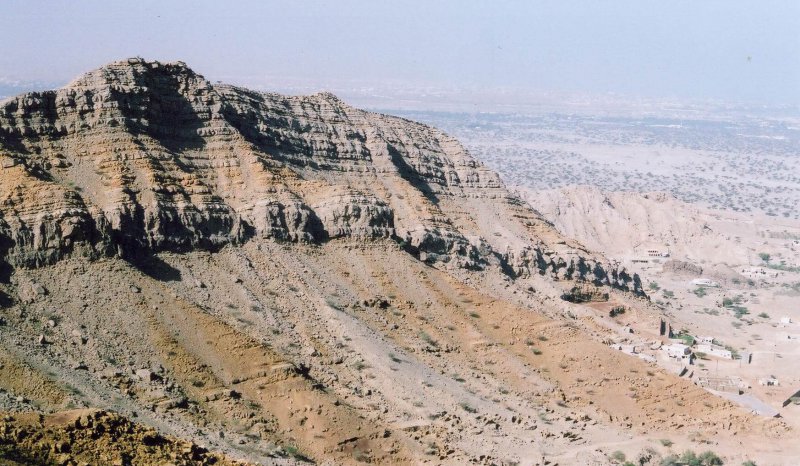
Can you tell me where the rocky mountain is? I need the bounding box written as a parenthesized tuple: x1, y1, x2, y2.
(0, 59, 791, 465)
(0, 409, 244, 466)
(0, 58, 641, 291)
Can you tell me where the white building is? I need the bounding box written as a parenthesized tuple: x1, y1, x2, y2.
(691, 278, 719, 287)
(632, 244, 670, 262)
(663, 343, 691, 359)
(759, 377, 779, 387)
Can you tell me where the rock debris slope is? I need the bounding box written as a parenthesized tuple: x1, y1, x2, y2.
(0, 59, 791, 465)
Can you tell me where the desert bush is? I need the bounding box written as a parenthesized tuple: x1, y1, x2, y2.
(722, 297, 733, 307)
(610, 450, 626, 462)
(419, 331, 438, 347)
(609, 306, 626, 317)
(459, 402, 477, 413)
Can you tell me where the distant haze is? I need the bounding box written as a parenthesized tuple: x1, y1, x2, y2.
(1, 0, 798, 106)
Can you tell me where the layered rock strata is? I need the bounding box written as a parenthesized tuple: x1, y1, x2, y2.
(0, 58, 641, 294)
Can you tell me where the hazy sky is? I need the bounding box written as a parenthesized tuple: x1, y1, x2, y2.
(1, 1, 798, 105)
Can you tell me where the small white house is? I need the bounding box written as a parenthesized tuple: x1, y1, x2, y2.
(759, 377, 779, 387)
(647, 248, 670, 258)
(663, 343, 691, 359)
(698, 336, 715, 345)
(691, 278, 719, 287)
(780, 317, 793, 325)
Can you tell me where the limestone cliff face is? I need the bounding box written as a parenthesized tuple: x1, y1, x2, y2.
(311, 188, 395, 239)
(0, 58, 641, 294)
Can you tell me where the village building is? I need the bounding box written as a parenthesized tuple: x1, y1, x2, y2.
(740, 351, 752, 364)
(759, 377, 780, 387)
(663, 343, 691, 359)
(691, 278, 719, 287)
(646, 248, 670, 257)
(630, 244, 670, 264)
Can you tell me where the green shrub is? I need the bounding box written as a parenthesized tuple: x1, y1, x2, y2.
(661, 450, 723, 466)
(459, 402, 477, 413)
(419, 331, 438, 347)
(722, 297, 733, 307)
(610, 450, 626, 462)
(698, 450, 723, 466)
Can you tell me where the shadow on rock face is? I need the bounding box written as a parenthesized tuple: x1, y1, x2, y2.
(0, 230, 14, 284)
(112, 66, 207, 153)
(0, 290, 14, 308)
(387, 144, 440, 206)
(129, 255, 182, 282)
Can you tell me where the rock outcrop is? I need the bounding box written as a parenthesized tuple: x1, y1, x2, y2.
(311, 188, 395, 239)
(0, 409, 245, 465)
(662, 259, 703, 277)
(0, 58, 641, 293)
